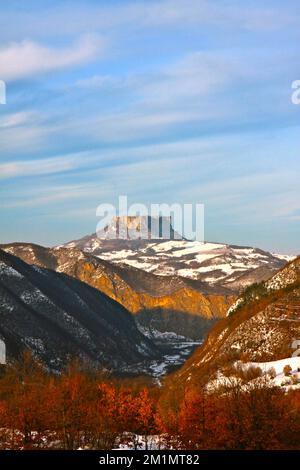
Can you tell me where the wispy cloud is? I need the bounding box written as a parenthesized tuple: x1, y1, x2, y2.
(0, 1, 297, 41)
(2, 182, 110, 208)
(136, 51, 245, 107)
(0, 34, 104, 81)
(0, 154, 84, 179)
(0, 111, 37, 128)
(0, 1, 299, 250)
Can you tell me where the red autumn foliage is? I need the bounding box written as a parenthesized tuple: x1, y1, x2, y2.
(1, 352, 300, 450)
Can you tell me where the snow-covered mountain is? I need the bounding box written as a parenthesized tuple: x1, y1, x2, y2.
(62, 217, 294, 292)
(1, 218, 295, 347)
(1, 242, 234, 340)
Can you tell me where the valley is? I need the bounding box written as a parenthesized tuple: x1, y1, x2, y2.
(0, 218, 298, 382)
(1, 232, 300, 451)
(0, 221, 296, 381)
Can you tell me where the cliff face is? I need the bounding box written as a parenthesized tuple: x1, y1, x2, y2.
(58, 255, 235, 340)
(74, 262, 233, 316)
(134, 290, 234, 340)
(1, 243, 234, 339)
(97, 215, 182, 240)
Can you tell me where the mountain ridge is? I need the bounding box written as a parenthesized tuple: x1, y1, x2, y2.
(61, 230, 291, 292)
(0, 248, 159, 372)
(0, 242, 235, 339)
(172, 255, 300, 390)
(2, 234, 293, 340)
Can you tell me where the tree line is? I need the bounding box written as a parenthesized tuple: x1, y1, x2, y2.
(1, 352, 300, 450)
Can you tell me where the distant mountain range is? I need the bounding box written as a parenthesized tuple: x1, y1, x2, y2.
(1, 217, 295, 342)
(0, 248, 159, 372)
(0, 216, 297, 375)
(1, 242, 233, 340)
(64, 216, 292, 291)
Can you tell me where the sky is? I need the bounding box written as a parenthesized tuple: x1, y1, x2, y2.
(0, 0, 300, 253)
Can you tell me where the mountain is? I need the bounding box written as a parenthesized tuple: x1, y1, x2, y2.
(1, 218, 293, 341)
(97, 215, 182, 240)
(0, 249, 159, 373)
(1, 243, 234, 340)
(173, 256, 300, 390)
(63, 217, 291, 292)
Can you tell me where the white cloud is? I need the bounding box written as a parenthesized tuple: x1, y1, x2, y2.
(88, 110, 201, 140)
(0, 1, 297, 41)
(0, 111, 36, 128)
(136, 51, 243, 106)
(0, 154, 82, 179)
(2, 182, 110, 208)
(44, 108, 207, 144)
(0, 34, 104, 81)
(0, 136, 210, 181)
(0, 125, 48, 152)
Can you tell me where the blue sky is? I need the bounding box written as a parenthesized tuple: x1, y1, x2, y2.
(0, 0, 299, 253)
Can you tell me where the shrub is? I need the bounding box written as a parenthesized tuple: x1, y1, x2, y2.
(268, 367, 277, 380)
(242, 282, 269, 303)
(283, 365, 292, 377)
(291, 374, 299, 385)
(230, 363, 262, 383)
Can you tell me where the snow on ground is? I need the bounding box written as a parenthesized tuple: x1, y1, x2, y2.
(82, 239, 102, 252)
(266, 263, 298, 291)
(208, 357, 300, 393)
(154, 241, 225, 257)
(177, 268, 198, 279)
(146, 340, 202, 379)
(114, 434, 167, 450)
(239, 357, 300, 389)
(242, 356, 300, 375)
(150, 240, 187, 252)
(139, 327, 187, 341)
(98, 249, 137, 260)
(0, 262, 24, 279)
(149, 240, 223, 254)
(272, 253, 296, 262)
(20, 288, 49, 304)
(88, 239, 288, 287)
(226, 298, 244, 316)
(134, 327, 202, 380)
(197, 265, 226, 273)
(206, 371, 242, 392)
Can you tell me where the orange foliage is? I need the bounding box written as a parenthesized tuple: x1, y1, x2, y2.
(1, 353, 300, 450)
